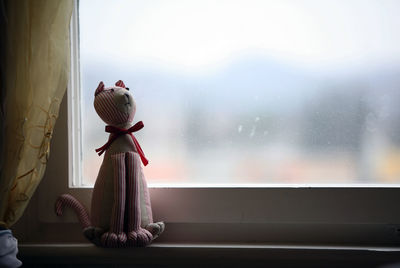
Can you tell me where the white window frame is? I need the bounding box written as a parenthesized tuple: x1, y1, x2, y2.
(42, 0, 400, 245)
(68, 0, 83, 188)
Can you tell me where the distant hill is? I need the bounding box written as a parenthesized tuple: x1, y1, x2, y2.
(80, 55, 400, 116)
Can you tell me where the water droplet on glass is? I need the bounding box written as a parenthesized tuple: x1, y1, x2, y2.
(249, 126, 256, 138)
(238, 125, 243, 133)
(254, 117, 260, 122)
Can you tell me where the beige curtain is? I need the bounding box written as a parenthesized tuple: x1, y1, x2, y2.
(0, 0, 73, 228)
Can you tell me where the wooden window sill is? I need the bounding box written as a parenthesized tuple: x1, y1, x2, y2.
(18, 243, 400, 267)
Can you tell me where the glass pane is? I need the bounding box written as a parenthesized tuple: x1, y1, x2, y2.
(79, 0, 400, 186)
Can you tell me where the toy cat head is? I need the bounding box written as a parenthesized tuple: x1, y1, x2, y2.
(93, 80, 136, 127)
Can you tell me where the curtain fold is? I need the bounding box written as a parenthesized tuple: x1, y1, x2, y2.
(0, 0, 73, 228)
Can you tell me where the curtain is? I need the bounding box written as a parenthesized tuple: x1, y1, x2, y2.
(0, 0, 73, 228)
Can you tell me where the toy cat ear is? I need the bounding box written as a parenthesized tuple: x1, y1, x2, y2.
(95, 81, 105, 96)
(115, 80, 126, 88)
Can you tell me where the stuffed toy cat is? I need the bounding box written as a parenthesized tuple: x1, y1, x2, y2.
(55, 80, 164, 247)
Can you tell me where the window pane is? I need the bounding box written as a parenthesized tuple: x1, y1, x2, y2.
(79, 0, 400, 185)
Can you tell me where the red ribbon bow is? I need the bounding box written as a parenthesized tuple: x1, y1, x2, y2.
(95, 121, 149, 166)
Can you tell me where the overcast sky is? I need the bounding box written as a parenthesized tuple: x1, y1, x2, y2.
(80, 0, 400, 73)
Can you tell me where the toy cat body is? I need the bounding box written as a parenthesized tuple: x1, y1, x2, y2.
(55, 80, 164, 247)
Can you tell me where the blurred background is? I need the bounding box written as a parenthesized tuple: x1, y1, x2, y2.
(78, 0, 400, 186)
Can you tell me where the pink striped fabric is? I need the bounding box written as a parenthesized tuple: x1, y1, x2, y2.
(55, 194, 91, 229)
(126, 152, 152, 246)
(141, 173, 153, 224)
(94, 90, 130, 125)
(90, 165, 106, 228)
(110, 153, 126, 234)
(127, 152, 140, 231)
(95, 81, 105, 96)
(100, 152, 152, 247)
(115, 80, 126, 88)
(56, 81, 159, 248)
(100, 152, 128, 248)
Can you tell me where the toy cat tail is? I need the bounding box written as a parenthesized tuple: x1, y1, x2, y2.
(54, 194, 99, 243)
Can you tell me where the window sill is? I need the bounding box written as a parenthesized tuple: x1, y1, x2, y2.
(18, 243, 400, 267)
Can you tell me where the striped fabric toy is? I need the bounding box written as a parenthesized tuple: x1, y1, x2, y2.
(55, 80, 164, 247)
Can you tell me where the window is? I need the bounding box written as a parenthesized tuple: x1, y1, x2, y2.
(74, 0, 400, 187)
(57, 0, 400, 245)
